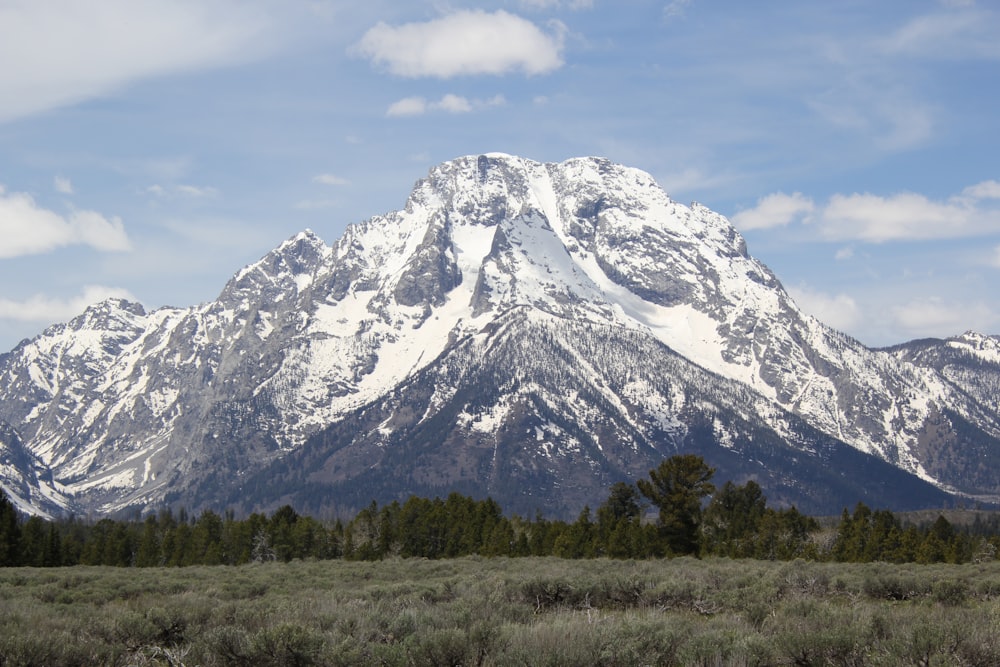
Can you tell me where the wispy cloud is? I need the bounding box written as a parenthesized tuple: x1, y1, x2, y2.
(889, 296, 995, 339)
(147, 184, 219, 198)
(175, 185, 219, 198)
(0, 0, 272, 123)
(0, 187, 130, 258)
(0, 285, 136, 323)
(807, 83, 934, 152)
(519, 0, 593, 9)
(294, 199, 340, 211)
(356, 10, 565, 78)
(312, 174, 349, 186)
(386, 94, 506, 117)
(882, 8, 1000, 60)
(663, 0, 693, 20)
(53, 176, 74, 195)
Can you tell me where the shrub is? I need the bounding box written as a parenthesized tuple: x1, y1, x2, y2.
(932, 579, 968, 606)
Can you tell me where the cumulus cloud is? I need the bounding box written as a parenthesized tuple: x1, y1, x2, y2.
(0, 0, 271, 123)
(787, 285, 862, 333)
(820, 192, 961, 242)
(0, 285, 136, 323)
(734, 180, 1000, 242)
(386, 94, 506, 117)
(386, 96, 429, 117)
(356, 10, 565, 78)
(731, 192, 815, 230)
(0, 188, 130, 258)
(437, 93, 474, 113)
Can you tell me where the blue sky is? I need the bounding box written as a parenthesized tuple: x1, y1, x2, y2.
(1, 0, 998, 350)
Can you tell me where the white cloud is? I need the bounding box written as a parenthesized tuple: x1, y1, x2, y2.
(437, 94, 473, 114)
(889, 297, 994, 339)
(0, 0, 272, 123)
(739, 180, 1000, 242)
(147, 184, 219, 198)
(387, 97, 429, 117)
(817, 189, 1000, 242)
(787, 285, 862, 333)
(731, 192, 815, 230)
(820, 192, 963, 242)
(884, 9, 1000, 60)
(992, 245, 1000, 269)
(664, 0, 693, 20)
(0, 189, 130, 258)
(962, 180, 1000, 200)
(0, 285, 136, 323)
(54, 176, 74, 195)
(520, 0, 593, 8)
(175, 184, 219, 198)
(356, 10, 565, 78)
(386, 94, 506, 117)
(312, 174, 349, 186)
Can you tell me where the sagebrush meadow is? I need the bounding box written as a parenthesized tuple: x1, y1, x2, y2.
(1, 557, 999, 666)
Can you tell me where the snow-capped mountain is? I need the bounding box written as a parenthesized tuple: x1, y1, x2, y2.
(0, 154, 996, 517)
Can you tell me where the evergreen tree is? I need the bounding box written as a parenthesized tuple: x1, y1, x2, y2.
(135, 515, 162, 567)
(701, 480, 767, 557)
(20, 516, 47, 567)
(0, 490, 21, 566)
(596, 482, 644, 557)
(552, 507, 595, 558)
(191, 510, 225, 564)
(637, 455, 715, 556)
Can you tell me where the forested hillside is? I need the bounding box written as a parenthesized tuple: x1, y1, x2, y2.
(2, 457, 997, 567)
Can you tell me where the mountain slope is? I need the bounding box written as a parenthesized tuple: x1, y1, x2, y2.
(0, 154, 998, 516)
(211, 309, 953, 517)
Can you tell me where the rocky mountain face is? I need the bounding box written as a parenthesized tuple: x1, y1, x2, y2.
(0, 154, 996, 517)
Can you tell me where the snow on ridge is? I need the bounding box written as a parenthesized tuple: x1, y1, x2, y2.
(947, 331, 1000, 364)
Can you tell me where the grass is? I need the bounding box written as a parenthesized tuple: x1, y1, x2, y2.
(0, 557, 999, 665)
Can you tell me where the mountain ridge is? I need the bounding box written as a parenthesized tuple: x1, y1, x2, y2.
(1, 154, 998, 517)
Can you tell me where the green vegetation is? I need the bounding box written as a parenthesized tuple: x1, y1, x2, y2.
(2, 557, 1000, 665)
(3, 456, 1000, 664)
(2, 456, 998, 567)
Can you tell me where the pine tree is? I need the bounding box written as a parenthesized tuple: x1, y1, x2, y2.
(0, 490, 21, 566)
(637, 455, 715, 556)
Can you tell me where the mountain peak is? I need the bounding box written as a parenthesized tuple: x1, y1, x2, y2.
(1, 154, 999, 517)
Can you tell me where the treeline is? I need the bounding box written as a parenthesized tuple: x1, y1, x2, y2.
(1, 455, 997, 567)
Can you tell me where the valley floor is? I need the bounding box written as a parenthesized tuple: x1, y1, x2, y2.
(0, 557, 998, 665)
